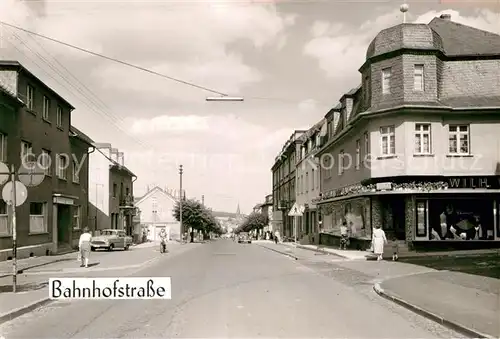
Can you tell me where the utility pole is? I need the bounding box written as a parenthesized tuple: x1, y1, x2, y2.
(179, 165, 183, 242)
(201, 195, 204, 207)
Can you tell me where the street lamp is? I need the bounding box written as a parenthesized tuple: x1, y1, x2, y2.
(206, 96, 244, 102)
(179, 165, 184, 242)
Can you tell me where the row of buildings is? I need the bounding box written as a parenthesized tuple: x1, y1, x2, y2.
(265, 14, 500, 253)
(0, 60, 138, 261)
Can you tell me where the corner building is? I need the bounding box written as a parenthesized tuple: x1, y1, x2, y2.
(315, 15, 500, 253)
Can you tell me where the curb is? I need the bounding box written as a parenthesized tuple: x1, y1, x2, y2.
(257, 244, 298, 260)
(373, 283, 495, 339)
(0, 258, 75, 278)
(292, 244, 347, 258)
(0, 298, 52, 325)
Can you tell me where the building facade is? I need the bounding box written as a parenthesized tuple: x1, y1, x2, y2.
(88, 144, 137, 235)
(134, 186, 181, 241)
(271, 130, 305, 238)
(295, 119, 325, 243)
(315, 15, 500, 252)
(0, 61, 91, 260)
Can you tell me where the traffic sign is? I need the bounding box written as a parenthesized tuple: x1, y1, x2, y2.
(2, 181, 28, 207)
(288, 202, 303, 217)
(18, 161, 45, 187)
(0, 162, 8, 185)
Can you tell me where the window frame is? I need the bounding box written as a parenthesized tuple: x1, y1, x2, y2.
(382, 67, 392, 94)
(414, 123, 432, 155)
(56, 106, 63, 127)
(0, 132, 6, 163)
(29, 202, 47, 234)
(414, 64, 424, 91)
(26, 84, 34, 111)
(57, 155, 68, 180)
(43, 95, 50, 120)
(448, 124, 470, 155)
(379, 126, 395, 156)
(40, 149, 51, 176)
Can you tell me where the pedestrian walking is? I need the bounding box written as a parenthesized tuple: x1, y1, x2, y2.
(78, 227, 92, 268)
(340, 221, 349, 250)
(372, 225, 387, 261)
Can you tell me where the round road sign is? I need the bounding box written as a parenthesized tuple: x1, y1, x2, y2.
(18, 161, 45, 187)
(0, 162, 8, 186)
(2, 181, 28, 207)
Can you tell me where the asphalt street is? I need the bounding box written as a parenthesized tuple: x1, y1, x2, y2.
(0, 240, 464, 338)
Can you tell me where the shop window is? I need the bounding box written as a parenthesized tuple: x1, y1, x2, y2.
(415, 200, 428, 238)
(428, 198, 494, 241)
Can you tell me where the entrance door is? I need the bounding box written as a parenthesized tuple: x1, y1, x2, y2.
(57, 205, 71, 246)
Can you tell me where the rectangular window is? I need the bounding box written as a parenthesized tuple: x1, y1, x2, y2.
(382, 67, 392, 94)
(29, 202, 47, 233)
(41, 149, 51, 176)
(305, 172, 309, 193)
(414, 123, 431, 154)
(57, 155, 67, 179)
(355, 139, 361, 169)
(56, 106, 63, 127)
(26, 84, 34, 110)
(415, 200, 428, 238)
(73, 206, 81, 229)
(72, 159, 80, 183)
(0, 132, 6, 162)
(113, 183, 117, 197)
(414, 64, 424, 91)
(0, 200, 8, 235)
(449, 125, 470, 155)
(21, 141, 33, 162)
(339, 150, 345, 175)
(380, 126, 395, 156)
(311, 168, 315, 191)
(43, 96, 50, 120)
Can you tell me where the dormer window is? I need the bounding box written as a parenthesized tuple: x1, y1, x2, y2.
(382, 67, 392, 94)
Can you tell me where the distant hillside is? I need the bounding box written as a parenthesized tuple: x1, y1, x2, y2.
(212, 211, 245, 218)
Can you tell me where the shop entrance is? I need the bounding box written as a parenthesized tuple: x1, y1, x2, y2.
(57, 204, 71, 247)
(381, 196, 406, 240)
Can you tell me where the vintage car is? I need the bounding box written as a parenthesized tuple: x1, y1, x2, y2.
(90, 229, 133, 251)
(238, 232, 251, 244)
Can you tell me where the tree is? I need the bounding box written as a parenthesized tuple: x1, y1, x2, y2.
(235, 211, 268, 234)
(172, 199, 223, 240)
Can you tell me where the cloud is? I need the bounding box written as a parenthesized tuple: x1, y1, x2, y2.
(303, 8, 500, 97)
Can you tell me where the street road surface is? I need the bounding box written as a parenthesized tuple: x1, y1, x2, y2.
(0, 240, 463, 338)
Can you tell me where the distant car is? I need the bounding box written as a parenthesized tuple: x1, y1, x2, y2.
(238, 232, 251, 244)
(91, 229, 133, 251)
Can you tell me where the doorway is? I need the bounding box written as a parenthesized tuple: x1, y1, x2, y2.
(57, 204, 71, 246)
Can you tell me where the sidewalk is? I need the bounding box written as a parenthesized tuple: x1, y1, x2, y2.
(375, 271, 500, 338)
(257, 240, 368, 260)
(257, 240, 500, 338)
(0, 252, 77, 278)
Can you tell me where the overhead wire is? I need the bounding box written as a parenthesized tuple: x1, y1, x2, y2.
(0, 20, 334, 108)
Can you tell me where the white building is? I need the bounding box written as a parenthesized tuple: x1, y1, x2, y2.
(134, 186, 182, 241)
(88, 143, 136, 233)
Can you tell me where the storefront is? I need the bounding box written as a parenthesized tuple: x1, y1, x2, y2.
(317, 176, 500, 251)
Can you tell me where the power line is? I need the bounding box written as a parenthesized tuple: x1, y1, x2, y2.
(0, 21, 229, 97)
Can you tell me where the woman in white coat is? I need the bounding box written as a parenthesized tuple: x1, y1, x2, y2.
(372, 225, 387, 261)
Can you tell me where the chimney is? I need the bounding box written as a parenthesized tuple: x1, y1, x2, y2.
(118, 152, 124, 166)
(440, 14, 451, 20)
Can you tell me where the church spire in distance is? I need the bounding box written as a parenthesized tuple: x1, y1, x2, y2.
(236, 203, 241, 216)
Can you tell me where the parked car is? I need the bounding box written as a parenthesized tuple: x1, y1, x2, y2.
(238, 232, 251, 244)
(90, 229, 133, 251)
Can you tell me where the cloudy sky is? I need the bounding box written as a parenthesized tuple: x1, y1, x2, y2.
(0, 0, 498, 213)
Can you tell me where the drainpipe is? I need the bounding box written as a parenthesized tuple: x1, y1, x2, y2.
(86, 146, 96, 232)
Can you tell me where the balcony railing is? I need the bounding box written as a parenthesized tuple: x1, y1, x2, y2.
(119, 194, 134, 207)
